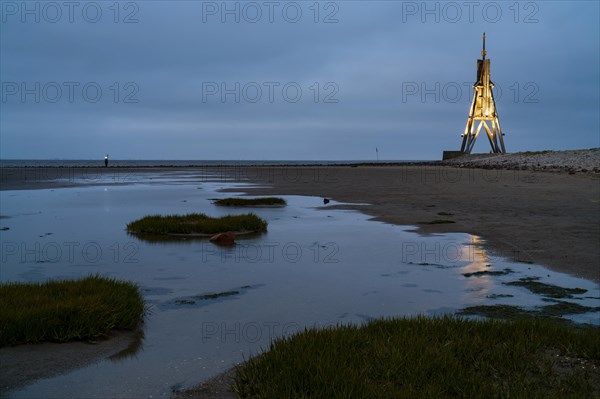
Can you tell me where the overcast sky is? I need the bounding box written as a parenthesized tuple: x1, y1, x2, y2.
(1, 1, 598, 160)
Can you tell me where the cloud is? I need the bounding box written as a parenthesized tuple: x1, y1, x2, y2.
(1, 1, 599, 159)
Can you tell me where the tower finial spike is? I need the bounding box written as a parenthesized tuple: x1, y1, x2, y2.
(481, 32, 487, 59)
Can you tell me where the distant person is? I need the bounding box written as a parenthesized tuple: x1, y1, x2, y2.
(104, 154, 109, 167)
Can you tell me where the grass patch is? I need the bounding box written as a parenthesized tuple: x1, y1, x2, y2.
(457, 305, 532, 320)
(127, 213, 267, 236)
(407, 261, 454, 269)
(164, 286, 258, 310)
(194, 290, 239, 300)
(175, 290, 240, 305)
(486, 293, 514, 299)
(213, 197, 286, 207)
(505, 277, 587, 299)
(233, 316, 600, 398)
(459, 302, 600, 321)
(462, 268, 514, 278)
(417, 219, 456, 225)
(0, 275, 145, 347)
(541, 302, 600, 317)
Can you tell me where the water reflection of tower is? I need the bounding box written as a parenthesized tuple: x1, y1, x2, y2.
(461, 235, 493, 301)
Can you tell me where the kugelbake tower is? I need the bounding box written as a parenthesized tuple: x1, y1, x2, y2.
(460, 33, 506, 154)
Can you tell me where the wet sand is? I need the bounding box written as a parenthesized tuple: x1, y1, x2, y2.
(0, 166, 182, 191)
(0, 330, 142, 393)
(218, 165, 599, 284)
(174, 368, 237, 399)
(2, 165, 598, 284)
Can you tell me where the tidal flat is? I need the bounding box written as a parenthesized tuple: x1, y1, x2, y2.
(0, 170, 598, 398)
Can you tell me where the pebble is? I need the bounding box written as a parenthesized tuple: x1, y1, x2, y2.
(443, 149, 600, 173)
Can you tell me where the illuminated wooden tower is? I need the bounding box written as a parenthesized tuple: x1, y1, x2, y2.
(461, 33, 506, 154)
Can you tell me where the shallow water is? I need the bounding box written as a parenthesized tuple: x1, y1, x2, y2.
(1, 172, 598, 398)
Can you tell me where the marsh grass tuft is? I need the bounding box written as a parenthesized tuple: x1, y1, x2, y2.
(486, 293, 514, 299)
(459, 302, 600, 321)
(127, 213, 267, 236)
(463, 268, 513, 278)
(458, 304, 536, 320)
(174, 290, 240, 306)
(213, 197, 286, 207)
(505, 277, 587, 298)
(0, 275, 145, 347)
(418, 219, 456, 225)
(542, 301, 600, 317)
(194, 291, 239, 300)
(233, 316, 600, 398)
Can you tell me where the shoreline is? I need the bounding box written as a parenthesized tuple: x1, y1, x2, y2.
(2, 149, 599, 192)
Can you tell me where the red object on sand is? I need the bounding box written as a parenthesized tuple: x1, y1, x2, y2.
(209, 231, 236, 246)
